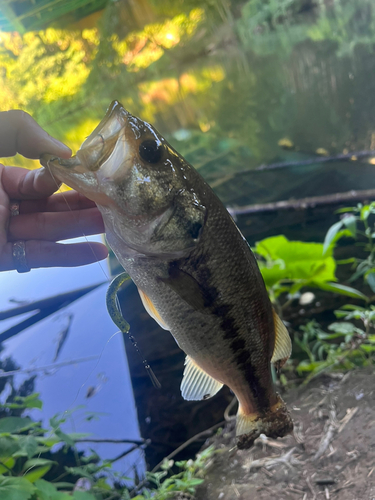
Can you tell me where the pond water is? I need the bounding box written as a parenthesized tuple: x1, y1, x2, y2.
(1, 0, 375, 480)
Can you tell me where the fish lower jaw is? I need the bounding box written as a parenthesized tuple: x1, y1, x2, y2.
(236, 395, 293, 450)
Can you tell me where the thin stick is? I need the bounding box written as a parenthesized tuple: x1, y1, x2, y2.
(228, 189, 375, 216)
(151, 420, 226, 473)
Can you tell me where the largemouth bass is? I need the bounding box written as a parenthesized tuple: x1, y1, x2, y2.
(41, 101, 293, 449)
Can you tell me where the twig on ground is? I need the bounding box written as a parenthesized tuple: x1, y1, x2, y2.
(338, 407, 358, 433)
(244, 447, 301, 472)
(313, 400, 339, 461)
(306, 476, 317, 500)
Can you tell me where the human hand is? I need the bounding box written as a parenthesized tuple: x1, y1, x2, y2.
(0, 110, 108, 272)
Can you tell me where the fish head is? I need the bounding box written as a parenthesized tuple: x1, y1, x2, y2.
(40, 101, 206, 257)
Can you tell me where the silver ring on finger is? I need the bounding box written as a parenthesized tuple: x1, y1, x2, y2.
(9, 200, 20, 217)
(12, 241, 31, 273)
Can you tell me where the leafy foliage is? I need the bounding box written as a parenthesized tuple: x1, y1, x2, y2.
(294, 306, 375, 382)
(0, 393, 214, 499)
(324, 202, 375, 293)
(130, 446, 216, 500)
(254, 235, 367, 304)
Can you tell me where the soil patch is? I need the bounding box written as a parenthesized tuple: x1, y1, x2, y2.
(195, 367, 375, 500)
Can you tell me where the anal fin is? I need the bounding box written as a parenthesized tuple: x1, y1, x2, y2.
(181, 356, 223, 401)
(138, 289, 169, 330)
(271, 309, 292, 370)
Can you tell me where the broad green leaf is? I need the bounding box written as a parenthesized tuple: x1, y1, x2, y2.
(256, 235, 337, 288)
(0, 457, 15, 474)
(313, 282, 368, 300)
(328, 322, 358, 334)
(34, 479, 72, 500)
(15, 436, 38, 459)
(323, 220, 343, 255)
(72, 492, 97, 500)
(361, 344, 375, 353)
(0, 418, 34, 434)
(0, 436, 20, 457)
(23, 465, 51, 483)
(0, 475, 35, 500)
(257, 263, 287, 288)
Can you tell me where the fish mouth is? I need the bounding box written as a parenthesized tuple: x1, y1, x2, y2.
(40, 101, 129, 175)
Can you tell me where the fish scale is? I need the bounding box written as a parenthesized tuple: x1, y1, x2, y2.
(41, 100, 293, 449)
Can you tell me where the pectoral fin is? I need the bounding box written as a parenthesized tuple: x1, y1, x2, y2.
(271, 309, 292, 370)
(138, 289, 169, 330)
(160, 264, 213, 313)
(181, 356, 223, 401)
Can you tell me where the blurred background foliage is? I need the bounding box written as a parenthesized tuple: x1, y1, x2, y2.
(2, 0, 375, 178)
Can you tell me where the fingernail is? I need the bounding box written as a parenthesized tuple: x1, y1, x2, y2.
(48, 136, 72, 158)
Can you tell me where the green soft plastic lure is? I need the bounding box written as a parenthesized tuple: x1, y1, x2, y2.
(106, 272, 161, 389)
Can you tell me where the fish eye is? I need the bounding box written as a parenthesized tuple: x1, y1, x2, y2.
(139, 139, 162, 164)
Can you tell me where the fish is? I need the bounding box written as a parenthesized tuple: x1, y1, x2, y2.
(40, 101, 293, 449)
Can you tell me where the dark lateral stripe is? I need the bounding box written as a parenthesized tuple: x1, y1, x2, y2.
(235, 350, 270, 411)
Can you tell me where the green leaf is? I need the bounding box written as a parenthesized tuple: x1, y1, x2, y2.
(342, 215, 357, 238)
(0, 475, 35, 500)
(361, 205, 371, 221)
(23, 458, 57, 471)
(0, 457, 15, 474)
(0, 436, 20, 458)
(15, 436, 38, 459)
(361, 344, 375, 353)
(53, 429, 75, 447)
(296, 360, 327, 373)
(0, 418, 34, 434)
(72, 492, 97, 500)
(323, 220, 343, 255)
(35, 437, 60, 447)
(313, 282, 368, 300)
(256, 235, 337, 288)
(24, 465, 51, 483)
(366, 272, 375, 292)
(34, 479, 72, 500)
(6, 394, 43, 410)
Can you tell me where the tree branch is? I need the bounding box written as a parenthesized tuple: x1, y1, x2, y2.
(228, 189, 375, 216)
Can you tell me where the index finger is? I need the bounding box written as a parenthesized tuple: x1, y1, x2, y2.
(2, 166, 62, 199)
(0, 110, 71, 159)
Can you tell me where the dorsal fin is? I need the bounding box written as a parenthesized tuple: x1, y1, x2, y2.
(181, 355, 223, 401)
(138, 289, 169, 330)
(271, 309, 292, 370)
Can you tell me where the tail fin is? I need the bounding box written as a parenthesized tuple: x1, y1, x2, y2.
(236, 394, 293, 450)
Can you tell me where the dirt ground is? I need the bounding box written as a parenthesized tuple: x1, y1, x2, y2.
(195, 367, 375, 500)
